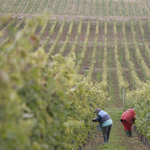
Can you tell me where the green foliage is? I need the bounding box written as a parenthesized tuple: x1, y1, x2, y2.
(0, 15, 108, 150)
(125, 84, 150, 141)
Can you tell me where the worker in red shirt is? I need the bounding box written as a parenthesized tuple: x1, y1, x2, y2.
(120, 109, 136, 137)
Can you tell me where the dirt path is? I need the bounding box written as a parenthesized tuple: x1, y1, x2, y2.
(84, 105, 149, 150)
(81, 21, 150, 149)
(84, 100, 149, 150)
(83, 64, 149, 150)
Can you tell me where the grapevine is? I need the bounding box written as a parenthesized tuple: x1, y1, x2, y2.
(112, 0, 115, 16)
(51, 0, 58, 14)
(87, 19, 99, 81)
(78, 0, 83, 15)
(130, 19, 150, 80)
(2, 0, 10, 12)
(76, 19, 91, 73)
(43, 0, 51, 13)
(142, 0, 149, 15)
(99, 0, 102, 15)
(68, 17, 83, 57)
(29, 0, 38, 13)
(50, 17, 58, 36)
(99, 20, 108, 91)
(59, 18, 74, 55)
(64, 0, 70, 14)
(137, 0, 143, 16)
(0, 0, 4, 6)
(16, 0, 24, 13)
(113, 19, 128, 97)
(122, 19, 145, 88)
(15, 17, 25, 30)
(92, 0, 96, 16)
(1, 18, 16, 33)
(119, 0, 123, 16)
(0, 16, 109, 150)
(8, 0, 17, 12)
(72, 0, 76, 15)
(125, 0, 129, 16)
(57, 0, 64, 14)
(131, 1, 135, 16)
(22, 0, 31, 13)
(48, 17, 66, 56)
(36, 0, 45, 13)
(39, 17, 50, 38)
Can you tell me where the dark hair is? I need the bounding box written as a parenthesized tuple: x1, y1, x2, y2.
(94, 108, 101, 114)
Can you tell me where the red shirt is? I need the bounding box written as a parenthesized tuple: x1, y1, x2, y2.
(121, 109, 136, 126)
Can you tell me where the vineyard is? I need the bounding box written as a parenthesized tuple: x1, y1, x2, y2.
(1, 0, 150, 150)
(1, 16, 150, 89)
(1, 0, 150, 16)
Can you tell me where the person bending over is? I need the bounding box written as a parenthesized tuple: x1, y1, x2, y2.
(120, 109, 136, 137)
(92, 108, 113, 144)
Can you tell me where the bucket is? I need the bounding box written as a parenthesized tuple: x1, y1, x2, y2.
(97, 124, 102, 131)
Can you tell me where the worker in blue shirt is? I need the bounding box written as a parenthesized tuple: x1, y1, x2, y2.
(92, 108, 113, 144)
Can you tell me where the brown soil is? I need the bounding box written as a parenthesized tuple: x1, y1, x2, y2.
(75, 44, 83, 65)
(98, 22, 104, 42)
(70, 22, 78, 41)
(49, 23, 61, 41)
(41, 22, 53, 41)
(92, 46, 104, 81)
(59, 22, 70, 41)
(79, 22, 87, 42)
(121, 45, 134, 90)
(63, 43, 72, 57)
(88, 22, 96, 42)
(107, 22, 114, 43)
(80, 45, 93, 75)
(125, 21, 146, 82)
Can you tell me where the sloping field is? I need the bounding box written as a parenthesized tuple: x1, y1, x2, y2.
(1, 16, 150, 88)
(0, 0, 150, 16)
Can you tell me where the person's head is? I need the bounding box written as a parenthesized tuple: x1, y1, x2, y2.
(94, 108, 101, 114)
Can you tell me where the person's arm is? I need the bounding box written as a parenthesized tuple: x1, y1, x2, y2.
(132, 118, 135, 124)
(92, 115, 101, 122)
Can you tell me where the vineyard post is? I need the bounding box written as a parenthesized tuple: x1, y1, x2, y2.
(123, 87, 125, 111)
